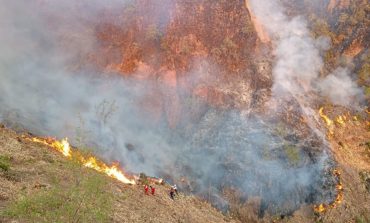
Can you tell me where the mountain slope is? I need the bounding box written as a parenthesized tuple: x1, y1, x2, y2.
(0, 126, 236, 223)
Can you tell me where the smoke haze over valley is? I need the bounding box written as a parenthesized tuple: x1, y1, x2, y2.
(0, 0, 368, 219)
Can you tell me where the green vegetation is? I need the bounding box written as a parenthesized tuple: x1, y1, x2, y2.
(310, 16, 334, 39)
(3, 173, 113, 223)
(274, 122, 288, 138)
(145, 24, 162, 41)
(283, 144, 300, 166)
(355, 215, 368, 223)
(0, 155, 11, 171)
(139, 172, 149, 185)
(358, 53, 370, 100)
(364, 87, 370, 97)
(358, 54, 370, 82)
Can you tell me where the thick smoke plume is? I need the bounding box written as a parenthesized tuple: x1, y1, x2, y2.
(0, 0, 340, 215)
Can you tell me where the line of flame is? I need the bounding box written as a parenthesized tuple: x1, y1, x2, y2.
(315, 107, 346, 213)
(25, 136, 136, 185)
(314, 169, 343, 213)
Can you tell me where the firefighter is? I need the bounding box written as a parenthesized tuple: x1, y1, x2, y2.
(170, 187, 175, 200)
(150, 186, 156, 195)
(172, 184, 178, 195)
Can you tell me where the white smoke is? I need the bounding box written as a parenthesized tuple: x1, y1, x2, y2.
(248, 0, 363, 107)
(318, 67, 363, 107)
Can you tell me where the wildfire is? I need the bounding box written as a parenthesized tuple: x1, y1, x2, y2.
(319, 107, 333, 126)
(31, 137, 71, 157)
(335, 115, 346, 126)
(82, 157, 136, 184)
(314, 169, 343, 214)
(318, 107, 351, 136)
(319, 107, 335, 136)
(25, 136, 136, 185)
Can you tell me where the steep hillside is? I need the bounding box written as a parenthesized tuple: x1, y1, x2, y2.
(0, 0, 369, 222)
(1, 108, 369, 223)
(289, 0, 370, 103)
(0, 126, 236, 223)
(319, 107, 370, 223)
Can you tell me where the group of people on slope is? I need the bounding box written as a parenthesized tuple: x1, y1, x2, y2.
(143, 184, 179, 200)
(144, 185, 156, 195)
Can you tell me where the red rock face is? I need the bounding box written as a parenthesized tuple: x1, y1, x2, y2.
(86, 0, 261, 128)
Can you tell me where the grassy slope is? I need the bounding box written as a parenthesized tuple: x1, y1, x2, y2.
(0, 127, 236, 223)
(318, 109, 370, 223)
(0, 109, 369, 223)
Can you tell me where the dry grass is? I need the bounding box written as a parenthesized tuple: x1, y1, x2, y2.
(0, 109, 369, 223)
(0, 127, 235, 223)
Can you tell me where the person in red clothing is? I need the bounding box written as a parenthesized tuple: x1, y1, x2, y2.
(144, 185, 149, 195)
(150, 186, 155, 195)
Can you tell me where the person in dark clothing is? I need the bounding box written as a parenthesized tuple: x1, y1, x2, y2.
(170, 188, 175, 200)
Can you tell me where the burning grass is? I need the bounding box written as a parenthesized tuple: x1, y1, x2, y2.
(0, 133, 114, 222)
(2, 106, 350, 220)
(314, 169, 343, 214)
(0, 127, 233, 223)
(24, 135, 136, 185)
(313, 106, 363, 215)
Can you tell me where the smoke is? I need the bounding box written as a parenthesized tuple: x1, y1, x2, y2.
(0, 0, 339, 215)
(318, 67, 364, 107)
(248, 0, 363, 108)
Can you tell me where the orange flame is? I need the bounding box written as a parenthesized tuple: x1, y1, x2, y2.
(319, 107, 335, 136)
(335, 115, 346, 126)
(31, 137, 71, 157)
(314, 204, 326, 213)
(319, 107, 349, 137)
(26, 136, 136, 185)
(314, 169, 343, 213)
(319, 107, 333, 126)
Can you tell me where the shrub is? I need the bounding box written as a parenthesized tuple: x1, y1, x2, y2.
(0, 155, 11, 171)
(283, 145, 300, 166)
(139, 172, 149, 185)
(355, 215, 368, 223)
